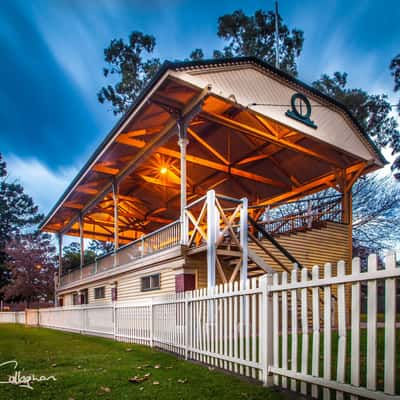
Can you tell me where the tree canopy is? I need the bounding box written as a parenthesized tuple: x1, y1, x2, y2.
(98, 8, 304, 115)
(213, 9, 303, 76)
(97, 31, 161, 115)
(313, 72, 400, 179)
(4, 232, 56, 306)
(390, 53, 400, 113)
(0, 153, 43, 295)
(61, 242, 96, 275)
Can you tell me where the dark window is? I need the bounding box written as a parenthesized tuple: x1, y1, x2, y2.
(72, 293, 80, 305)
(141, 274, 161, 291)
(81, 289, 88, 304)
(94, 286, 105, 299)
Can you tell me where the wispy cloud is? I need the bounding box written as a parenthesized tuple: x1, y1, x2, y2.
(5, 154, 78, 215)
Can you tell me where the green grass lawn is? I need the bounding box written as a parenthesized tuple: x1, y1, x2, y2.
(0, 324, 289, 400)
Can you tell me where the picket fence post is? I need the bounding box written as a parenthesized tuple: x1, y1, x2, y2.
(260, 274, 274, 387)
(184, 291, 190, 360)
(112, 302, 116, 340)
(150, 300, 154, 347)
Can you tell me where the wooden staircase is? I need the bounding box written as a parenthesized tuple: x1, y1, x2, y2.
(247, 221, 351, 277)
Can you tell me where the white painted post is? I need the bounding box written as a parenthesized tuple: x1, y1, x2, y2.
(207, 190, 217, 288)
(272, 273, 279, 386)
(384, 252, 396, 395)
(281, 271, 288, 389)
(323, 263, 332, 400)
(300, 268, 309, 395)
(350, 257, 360, 400)
(290, 268, 298, 392)
(150, 300, 154, 348)
(366, 254, 377, 391)
(178, 126, 189, 245)
(336, 260, 346, 400)
(260, 274, 274, 387)
(185, 292, 190, 360)
(311, 265, 320, 399)
(112, 180, 119, 267)
(240, 198, 248, 283)
(58, 233, 63, 287)
(79, 215, 84, 280)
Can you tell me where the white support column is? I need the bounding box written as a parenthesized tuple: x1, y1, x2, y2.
(57, 233, 63, 287)
(79, 215, 84, 280)
(260, 274, 274, 387)
(207, 190, 217, 288)
(112, 180, 119, 267)
(178, 123, 189, 245)
(240, 197, 248, 284)
(112, 180, 119, 250)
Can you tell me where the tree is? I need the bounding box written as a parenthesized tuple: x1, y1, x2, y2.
(313, 72, 400, 179)
(97, 31, 161, 115)
(390, 53, 400, 113)
(98, 8, 303, 114)
(213, 9, 304, 76)
(61, 242, 96, 274)
(268, 173, 400, 252)
(3, 233, 56, 307)
(0, 154, 43, 295)
(351, 174, 400, 251)
(88, 240, 114, 257)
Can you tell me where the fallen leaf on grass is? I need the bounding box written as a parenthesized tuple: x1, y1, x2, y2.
(139, 387, 144, 391)
(51, 364, 57, 368)
(125, 348, 132, 352)
(100, 386, 111, 393)
(153, 381, 160, 385)
(144, 373, 151, 378)
(177, 379, 187, 384)
(129, 376, 147, 384)
(154, 364, 160, 369)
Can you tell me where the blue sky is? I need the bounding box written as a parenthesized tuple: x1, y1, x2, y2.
(0, 0, 399, 214)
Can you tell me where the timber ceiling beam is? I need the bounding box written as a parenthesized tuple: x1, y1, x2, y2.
(122, 126, 163, 138)
(187, 127, 229, 165)
(200, 111, 343, 168)
(235, 133, 304, 167)
(92, 163, 120, 175)
(257, 162, 366, 206)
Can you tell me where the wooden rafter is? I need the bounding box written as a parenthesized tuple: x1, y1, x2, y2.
(269, 156, 301, 187)
(200, 110, 343, 168)
(187, 127, 229, 165)
(93, 163, 119, 175)
(346, 162, 367, 192)
(235, 133, 303, 166)
(122, 125, 163, 138)
(257, 162, 366, 206)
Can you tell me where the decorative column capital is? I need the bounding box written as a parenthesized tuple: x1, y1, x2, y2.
(178, 137, 189, 147)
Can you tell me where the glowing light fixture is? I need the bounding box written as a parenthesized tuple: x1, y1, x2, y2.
(160, 167, 168, 175)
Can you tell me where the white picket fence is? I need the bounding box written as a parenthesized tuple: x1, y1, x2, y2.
(1, 253, 399, 399)
(0, 311, 25, 324)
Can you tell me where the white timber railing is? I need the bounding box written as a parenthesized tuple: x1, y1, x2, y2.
(60, 220, 181, 286)
(2, 253, 399, 399)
